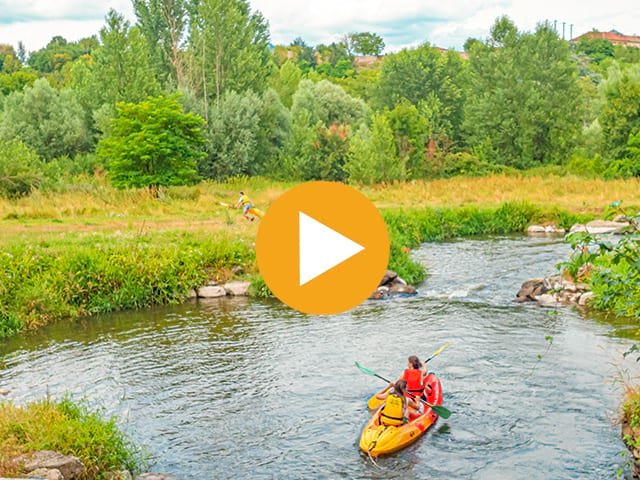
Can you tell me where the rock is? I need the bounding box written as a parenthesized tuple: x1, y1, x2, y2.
(379, 270, 398, 287)
(231, 266, 244, 275)
(197, 285, 226, 298)
(27, 469, 63, 480)
(204, 280, 219, 286)
(614, 214, 628, 223)
(13, 451, 84, 480)
(137, 474, 172, 480)
(187, 289, 198, 299)
(389, 284, 417, 295)
(223, 281, 250, 296)
(105, 471, 133, 480)
(585, 219, 629, 234)
(578, 291, 595, 306)
(535, 294, 560, 308)
(0, 388, 9, 395)
(571, 219, 630, 234)
(527, 225, 546, 234)
(369, 286, 389, 300)
(515, 278, 546, 302)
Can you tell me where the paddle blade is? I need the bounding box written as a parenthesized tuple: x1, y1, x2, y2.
(426, 342, 451, 363)
(355, 361, 377, 376)
(430, 404, 452, 419)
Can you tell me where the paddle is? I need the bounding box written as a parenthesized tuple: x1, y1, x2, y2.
(424, 342, 451, 365)
(355, 362, 452, 419)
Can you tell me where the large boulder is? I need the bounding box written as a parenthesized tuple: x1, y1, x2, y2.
(578, 291, 595, 307)
(515, 278, 546, 302)
(389, 284, 417, 295)
(13, 451, 84, 480)
(223, 281, 250, 296)
(534, 294, 560, 308)
(379, 270, 398, 287)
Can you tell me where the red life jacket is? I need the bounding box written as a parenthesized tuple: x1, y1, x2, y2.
(403, 368, 423, 396)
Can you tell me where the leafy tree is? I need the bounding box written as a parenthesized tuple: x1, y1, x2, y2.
(133, 0, 189, 86)
(98, 95, 205, 189)
(464, 18, 581, 167)
(89, 10, 161, 108)
(27, 36, 98, 73)
(385, 100, 429, 178)
(346, 113, 402, 184)
(271, 60, 301, 108)
(0, 139, 44, 198)
(0, 78, 90, 160)
(374, 44, 467, 143)
(291, 79, 367, 127)
(600, 64, 640, 159)
(255, 89, 291, 174)
(345, 32, 385, 56)
(0, 70, 38, 95)
(575, 38, 615, 64)
(290, 37, 317, 72)
(202, 90, 261, 179)
(189, 0, 272, 108)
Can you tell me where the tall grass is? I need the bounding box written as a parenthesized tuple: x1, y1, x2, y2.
(0, 397, 145, 479)
(0, 231, 254, 338)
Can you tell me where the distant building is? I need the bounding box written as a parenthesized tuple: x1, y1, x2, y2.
(572, 30, 640, 48)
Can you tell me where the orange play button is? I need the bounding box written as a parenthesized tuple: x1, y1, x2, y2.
(256, 182, 390, 315)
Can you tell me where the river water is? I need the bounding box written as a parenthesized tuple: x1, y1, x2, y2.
(2, 237, 639, 479)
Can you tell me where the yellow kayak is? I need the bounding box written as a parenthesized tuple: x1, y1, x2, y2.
(360, 374, 443, 457)
(247, 207, 264, 218)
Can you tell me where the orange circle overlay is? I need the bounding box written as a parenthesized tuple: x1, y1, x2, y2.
(256, 181, 390, 315)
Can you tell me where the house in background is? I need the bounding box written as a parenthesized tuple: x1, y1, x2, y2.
(572, 30, 640, 48)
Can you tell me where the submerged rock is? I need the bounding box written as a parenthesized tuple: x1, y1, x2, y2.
(371, 270, 418, 299)
(13, 451, 84, 480)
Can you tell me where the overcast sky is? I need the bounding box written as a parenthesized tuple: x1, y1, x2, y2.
(0, 0, 639, 54)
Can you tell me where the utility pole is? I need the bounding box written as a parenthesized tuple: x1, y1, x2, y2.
(570, 24, 574, 41)
(554, 20, 558, 33)
(562, 22, 566, 40)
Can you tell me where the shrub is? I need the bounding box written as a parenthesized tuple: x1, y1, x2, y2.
(0, 139, 44, 198)
(0, 397, 145, 479)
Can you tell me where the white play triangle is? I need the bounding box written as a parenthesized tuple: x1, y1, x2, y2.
(299, 211, 365, 286)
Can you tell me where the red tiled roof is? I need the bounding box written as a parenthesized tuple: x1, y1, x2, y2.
(573, 30, 640, 47)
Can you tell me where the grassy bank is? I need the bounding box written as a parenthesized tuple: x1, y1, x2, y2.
(0, 397, 144, 479)
(2, 174, 632, 338)
(0, 231, 255, 338)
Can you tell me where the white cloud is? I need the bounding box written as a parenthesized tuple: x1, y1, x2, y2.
(0, 0, 638, 53)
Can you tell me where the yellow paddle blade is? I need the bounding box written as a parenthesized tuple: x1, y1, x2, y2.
(431, 342, 451, 359)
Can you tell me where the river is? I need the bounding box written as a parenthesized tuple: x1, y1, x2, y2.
(1, 236, 639, 479)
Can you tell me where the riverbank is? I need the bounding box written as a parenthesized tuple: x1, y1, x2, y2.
(0, 397, 143, 479)
(2, 174, 635, 339)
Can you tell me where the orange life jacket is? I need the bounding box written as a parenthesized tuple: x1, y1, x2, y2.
(403, 368, 423, 396)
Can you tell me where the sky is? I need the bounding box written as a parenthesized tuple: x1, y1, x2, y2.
(0, 0, 639, 54)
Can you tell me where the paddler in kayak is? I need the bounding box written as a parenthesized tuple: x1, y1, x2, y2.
(402, 355, 427, 401)
(375, 380, 420, 426)
(235, 191, 254, 221)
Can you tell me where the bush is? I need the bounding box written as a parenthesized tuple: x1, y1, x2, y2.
(428, 152, 505, 178)
(0, 397, 145, 479)
(603, 158, 640, 179)
(565, 154, 606, 177)
(0, 139, 44, 198)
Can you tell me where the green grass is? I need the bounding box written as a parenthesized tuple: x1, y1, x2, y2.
(0, 230, 255, 338)
(0, 397, 145, 479)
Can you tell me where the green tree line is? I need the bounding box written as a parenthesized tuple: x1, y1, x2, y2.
(1, 3, 640, 197)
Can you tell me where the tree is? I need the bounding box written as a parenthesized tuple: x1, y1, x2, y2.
(291, 80, 367, 127)
(87, 10, 160, 108)
(575, 38, 615, 64)
(271, 60, 301, 108)
(133, 0, 189, 86)
(290, 37, 317, 72)
(27, 36, 98, 74)
(374, 44, 467, 144)
(0, 70, 38, 95)
(98, 95, 205, 189)
(201, 90, 262, 179)
(346, 114, 402, 184)
(385, 100, 429, 178)
(600, 64, 640, 159)
(345, 32, 385, 56)
(0, 78, 90, 160)
(254, 89, 291, 174)
(464, 18, 581, 167)
(0, 139, 44, 198)
(189, 0, 272, 109)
